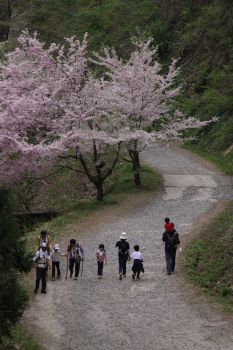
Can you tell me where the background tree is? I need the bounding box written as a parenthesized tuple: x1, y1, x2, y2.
(91, 38, 213, 186)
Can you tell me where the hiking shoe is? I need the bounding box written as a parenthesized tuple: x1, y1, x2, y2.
(132, 273, 135, 280)
(34, 289, 38, 294)
(74, 277, 78, 280)
(119, 273, 122, 280)
(69, 273, 73, 278)
(136, 276, 140, 280)
(167, 272, 171, 276)
(41, 290, 47, 294)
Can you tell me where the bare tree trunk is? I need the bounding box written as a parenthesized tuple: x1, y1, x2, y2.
(129, 149, 141, 187)
(95, 181, 104, 202)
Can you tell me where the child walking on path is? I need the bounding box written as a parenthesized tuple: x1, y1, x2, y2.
(50, 244, 65, 281)
(131, 245, 144, 280)
(96, 244, 107, 278)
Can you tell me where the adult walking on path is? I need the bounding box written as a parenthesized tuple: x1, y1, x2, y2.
(115, 232, 130, 280)
(24, 145, 233, 350)
(162, 224, 180, 275)
(33, 242, 50, 294)
(67, 239, 84, 280)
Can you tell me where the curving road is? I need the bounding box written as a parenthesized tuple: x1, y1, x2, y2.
(24, 145, 233, 350)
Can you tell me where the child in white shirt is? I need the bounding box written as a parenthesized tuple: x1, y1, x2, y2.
(130, 245, 144, 280)
(50, 244, 65, 280)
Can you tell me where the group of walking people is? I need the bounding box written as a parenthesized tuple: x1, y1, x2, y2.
(32, 217, 180, 294)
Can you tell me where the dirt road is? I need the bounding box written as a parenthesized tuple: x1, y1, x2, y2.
(24, 145, 233, 350)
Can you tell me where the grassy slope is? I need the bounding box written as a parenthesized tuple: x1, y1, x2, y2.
(183, 201, 233, 311)
(183, 143, 233, 175)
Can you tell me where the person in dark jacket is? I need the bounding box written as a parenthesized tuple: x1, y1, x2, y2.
(115, 232, 130, 280)
(162, 224, 180, 275)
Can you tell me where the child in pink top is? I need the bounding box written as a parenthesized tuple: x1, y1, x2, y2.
(96, 244, 107, 278)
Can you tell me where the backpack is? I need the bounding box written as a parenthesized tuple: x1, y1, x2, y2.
(118, 240, 129, 256)
(166, 232, 179, 252)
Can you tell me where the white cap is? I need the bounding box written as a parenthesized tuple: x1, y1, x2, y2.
(54, 244, 60, 250)
(120, 232, 127, 240)
(41, 242, 47, 248)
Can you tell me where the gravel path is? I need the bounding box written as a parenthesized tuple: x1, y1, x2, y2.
(24, 145, 233, 350)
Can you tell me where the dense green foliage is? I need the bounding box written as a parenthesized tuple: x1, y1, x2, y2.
(0, 188, 32, 347)
(2, 324, 41, 350)
(183, 201, 233, 311)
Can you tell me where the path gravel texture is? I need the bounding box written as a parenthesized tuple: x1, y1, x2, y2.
(24, 145, 233, 350)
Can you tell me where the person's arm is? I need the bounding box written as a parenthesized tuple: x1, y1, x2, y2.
(175, 232, 180, 246)
(32, 250, 40, 262)
(127, 243, 131, 261)
(80, 245, 84, 259)
(104, 251, 107, 265)
(47, 254, 51, 269)
(162, 232, 167, 242)
(96, 250, 100, 262)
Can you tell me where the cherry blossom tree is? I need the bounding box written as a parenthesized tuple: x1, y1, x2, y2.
(0, 33, 216, 201)
(91, 38, 215, 186)
(0, 32, 122, 201)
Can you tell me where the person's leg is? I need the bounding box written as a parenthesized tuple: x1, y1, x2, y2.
(118, 257, 123, 280)
(97, 261, 101, 276)
(119, 257, 123, 273)
(69, 259, 74, 277)
(122, 256, 127, 276)
(165, 251, 172, 274)
(99, 262, 104, 276)
(35, 268, 40, 293)
(74, 260, 80, 278)
(41, 268, 47, 292)
(134, 260, 141, 279)
(52, 261, 56, 279)
(132, 264, 136, 279)
(171, 250, 177, 272)
(56, 261, 61, 278)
